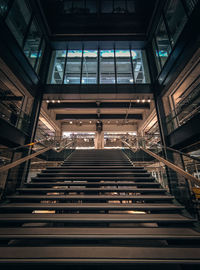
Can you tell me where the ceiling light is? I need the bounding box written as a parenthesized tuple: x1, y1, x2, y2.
(52, 100, 55, 103)
(148, 98, 151, 103)
(70, 121, 73, 124)
(137, 99, 140, 103)
(142, 99, 145, 103)
(57, 100, 61, 103)
(46, 100, 50, 103)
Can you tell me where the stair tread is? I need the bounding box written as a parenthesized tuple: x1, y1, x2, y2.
(26, 182, 160, 186)
(17, 187, 166, 192)
(0, 213, 194, 223)
(1, 247, 200, 262)
(7, 194, 174, 200)
(0, 202, 183, 210)
(0, 228, 200, 239)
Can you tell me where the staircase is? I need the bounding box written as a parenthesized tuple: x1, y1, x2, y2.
(0, 149, 200, 268)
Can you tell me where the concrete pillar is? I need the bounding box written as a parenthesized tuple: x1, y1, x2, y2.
(94, 131, 104, 149)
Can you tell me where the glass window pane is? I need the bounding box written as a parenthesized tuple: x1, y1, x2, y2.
(23, 19, 42, 69)
(155, 17, 171, 67)
(114, 0, 126, 13)
(152, 38, 161, 73)
(102, 0, 113, 13)
(127, 0, 135, 13)
(185, 0, 198, 14)
(64, 0, 72, 14)
(100, 50, 115, 84)
(82, 50, 97, 84)
(6, 0, 31, 46)
(165, 0, 188, 47)
(86, 0, 97, 13)
(73, 0, 84, 14)
(131, 50, 150, 83)
(47, 50, 66, 84)
(116, 50, 133, 84)
(35, 39, 45, 74)
(0, 0, 9, 17)
(64, 50, 82, 84)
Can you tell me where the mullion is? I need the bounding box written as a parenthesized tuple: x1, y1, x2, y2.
(62, 48, 68, 84)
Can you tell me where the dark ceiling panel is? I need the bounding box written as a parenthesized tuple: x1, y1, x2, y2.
(39, 0, 158, 37)
(56, 114, 143, 120)
(48, 102, 150, 110)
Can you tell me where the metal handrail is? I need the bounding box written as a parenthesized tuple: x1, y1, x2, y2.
(122, 140, 200, 186)
(125, 135, 200, 163)
(0, 141, 75, 173)
(162, 145, 200, 163)
(0, 146, 52, 173)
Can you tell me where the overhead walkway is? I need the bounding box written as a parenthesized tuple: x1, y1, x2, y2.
(0, 149, 200, 268)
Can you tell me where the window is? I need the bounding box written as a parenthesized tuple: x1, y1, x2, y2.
(152, 38, 161, 73)
(6, 0, 31, 46)
(48, 51, 66, 84)
(116, 50, 132, 84)
(165, 0, 187, 47)
(132, 50, 150, 83)
(100, 50, 115, 84)
(47, 47, 150, 84)
(0, 0, 9, 17)
(82, 50, 98, 84)
(184, 0, 198, 15)
(155, 17, 171, 67)
(23, 19, 42, 69)
(64, 50, 82, 84)
(35, 39, 46, 74)
(101, 0, 113, 13)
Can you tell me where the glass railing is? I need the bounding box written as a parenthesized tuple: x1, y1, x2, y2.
(122, 135, 200, 218)
(0, 137, 75, 198)
(0, 100, 31, 134)
(166, 84, 200, 134)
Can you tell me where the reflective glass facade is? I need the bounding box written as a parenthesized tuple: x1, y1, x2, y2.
(47, 48, 150, 84)
(152, 0, 198, 74)
(4, 0, 45, 74)
(63, 0, 135, 14)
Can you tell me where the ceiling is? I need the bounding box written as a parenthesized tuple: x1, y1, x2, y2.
(38, 0, 158, 40)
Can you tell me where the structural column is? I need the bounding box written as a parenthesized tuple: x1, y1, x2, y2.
(94, 121, 104, 149)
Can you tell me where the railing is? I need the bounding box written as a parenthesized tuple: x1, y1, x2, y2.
(121, 137, 200, 217)
(165, 83, 200, 134)
(0, 137, 75, 198)
(0, 100, 31, 135)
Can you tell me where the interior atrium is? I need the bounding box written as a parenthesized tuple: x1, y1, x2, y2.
(0, 0, 200, 269)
